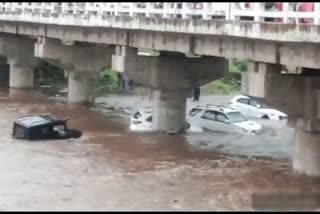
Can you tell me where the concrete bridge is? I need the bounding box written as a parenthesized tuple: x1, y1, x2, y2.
(0, 2, 320, 177)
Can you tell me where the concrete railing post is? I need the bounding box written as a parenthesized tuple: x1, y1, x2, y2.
(202, 3, 210, 20)
(253, 3, 262, 22)
(283, 2, 289, 23)
(114, 3, 120, 16)
(163, 2, 169, 18)
(314, 2, 320, 25)
(181, 3, 188, 19)
(145, 3, 151, 17)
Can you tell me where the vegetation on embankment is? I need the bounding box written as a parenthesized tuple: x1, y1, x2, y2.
(201, 59, 248, 95)
(96, 68, 121, 95)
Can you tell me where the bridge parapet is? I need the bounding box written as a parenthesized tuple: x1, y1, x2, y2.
(0, 3, 319, 26)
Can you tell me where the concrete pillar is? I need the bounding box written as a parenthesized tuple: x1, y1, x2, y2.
(68, 71, 96, 106)
(112, 46, 137, 73)
(152, 89, 187, 133)
(292, 128, 320, 177)
(0, 63, 9, 89)
(9, 65, 34, 89)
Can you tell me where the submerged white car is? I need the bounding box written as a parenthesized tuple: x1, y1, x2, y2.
(129, 107, 200, 132)
(186, 105, 262, 135)
(228, 95, 287, 120)
(129, 107, 153, 131)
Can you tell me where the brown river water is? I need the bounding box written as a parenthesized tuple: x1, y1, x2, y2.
(0, 89, 319, 211)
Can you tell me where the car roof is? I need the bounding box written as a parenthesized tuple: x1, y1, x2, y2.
(232, 95, 250, 100)
(192, 104, 238, 113)
(15, 115, 60, 128)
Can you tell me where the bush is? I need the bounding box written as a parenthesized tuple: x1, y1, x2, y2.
(34, 60, 66, 87)
(201, 79, 240, 95)
(96, 68, 121, 95)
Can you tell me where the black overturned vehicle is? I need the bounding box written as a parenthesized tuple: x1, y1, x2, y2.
(12, 115, 82, 140)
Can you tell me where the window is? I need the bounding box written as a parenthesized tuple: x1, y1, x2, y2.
(54, 125, 65, 132)
(133, 111, 142, 119)
(189, 108, 202, 117)
(201, 110, 216, 121)
(227, 112, 247, 123)
(216, 112, 228, 123)
(249, 99, 259, 108)
(237, 98, 249, 105)
(146, 116, 152, 123)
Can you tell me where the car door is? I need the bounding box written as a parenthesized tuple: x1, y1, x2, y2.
(214, 111, 234, 133)
(200, 110, 229, 132)
(247, 99, 260, 118)
(235, 98, 250, 116)
(200, 110, 219, 131)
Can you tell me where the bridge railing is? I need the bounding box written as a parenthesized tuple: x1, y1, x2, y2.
(0, 2, 319, 26)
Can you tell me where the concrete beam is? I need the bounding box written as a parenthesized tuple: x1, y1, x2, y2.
(3, 17, 320, 43)
(34, 37, 113, 72)
(124, 54, 226, 90)
(3, 22, 320, 69)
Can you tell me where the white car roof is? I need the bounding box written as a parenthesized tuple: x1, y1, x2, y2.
(193, 104, 238, 114)
(232, 95, 250, 101)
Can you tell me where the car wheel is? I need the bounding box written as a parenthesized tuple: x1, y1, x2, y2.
(185, 122, 190, 129)
(262, 115, 269, 119)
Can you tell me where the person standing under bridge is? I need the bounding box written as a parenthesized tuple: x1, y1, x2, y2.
(193, 84, 201, 102)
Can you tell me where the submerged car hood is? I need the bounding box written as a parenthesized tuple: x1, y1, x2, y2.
(258, 108, 287, 117)
(234, 120, 261, 131)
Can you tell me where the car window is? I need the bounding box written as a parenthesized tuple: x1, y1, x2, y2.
(216, 112, 228, 123)
(201, 110, 216, 121)
(133, 111, 142, 119)
(189, 108, 202, 117)
(249, 99, 259, 108)
(146, 116, 152, 122)
(237, 98, 249, 105)
(54, 125, 65, 132)
(227, 111, 247, 123)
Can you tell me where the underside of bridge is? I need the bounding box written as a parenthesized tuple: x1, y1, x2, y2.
(242, 62, 320, 177)
(112, 46, 226, 133)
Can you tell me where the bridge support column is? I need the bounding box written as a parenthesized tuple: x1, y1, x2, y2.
(68, 71, 96, 106)
(9, 65, 34, 89)
(152, 89, 187, 133)
(0, 37, 36, 92)
(0, 56, 9, 89)
(34, 38, 114, 106)
(121, 51, 227, 133)
(293, 127, 320, 176)
(244, 61, 320, 177)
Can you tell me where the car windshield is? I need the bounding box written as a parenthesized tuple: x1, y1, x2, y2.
(227, 112, 248, 123)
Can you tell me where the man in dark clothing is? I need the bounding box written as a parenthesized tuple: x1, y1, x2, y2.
(193, 86, 200, 101)
(117, 73, 122, 89)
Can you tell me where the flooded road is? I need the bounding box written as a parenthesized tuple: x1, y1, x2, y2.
(0, 90, 320, 211)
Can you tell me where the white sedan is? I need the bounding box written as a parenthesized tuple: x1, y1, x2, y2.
(228, 95, 287, 120)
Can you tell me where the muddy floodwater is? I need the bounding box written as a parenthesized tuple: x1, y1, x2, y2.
(0, 90, 320, 211)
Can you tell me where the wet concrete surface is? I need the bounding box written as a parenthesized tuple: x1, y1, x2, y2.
(0, 91, 320, 211)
